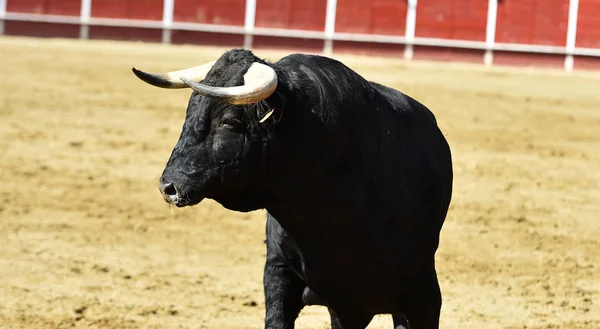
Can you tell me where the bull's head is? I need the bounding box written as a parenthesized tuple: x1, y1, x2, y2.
(132, 50, 281, 211)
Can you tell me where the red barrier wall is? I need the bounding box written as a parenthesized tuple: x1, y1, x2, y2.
(7, 0, 81, 16)
(91, 0, 163, 20)
(415, 0, 488, 41)
(496, 0, 570, 46)
(335, 0, 407, 35)
(174, 0, 245, 26)
(3, 0, 600, 70)
(4, 21, 79, 38)
(256, 0, 326, 31)
(332, 0, 408, 56)
(576, 0, 600, 49)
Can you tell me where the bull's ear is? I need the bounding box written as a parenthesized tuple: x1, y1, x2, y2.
(263, 81, 286, 109)
(259, 109, 275, 123)
(259, 85, 287, 124)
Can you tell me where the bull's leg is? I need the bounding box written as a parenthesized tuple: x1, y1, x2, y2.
(328, 308, 343, 329)
(303, 287, 342, 329)
(333, 311, 373, 329)
(402, 270, 442, 329)
(392, 314, 410, 329)
(264, 215, 305, 329)
(331, 310, 407, 329)
(263, 258, 305, 329)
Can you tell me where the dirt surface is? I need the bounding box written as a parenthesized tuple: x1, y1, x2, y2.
(0, 36, 599, 329)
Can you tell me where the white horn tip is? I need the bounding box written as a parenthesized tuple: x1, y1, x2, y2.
(132, 67, 179, 89)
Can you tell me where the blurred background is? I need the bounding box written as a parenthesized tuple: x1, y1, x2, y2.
(1, 0, 600, 69)
(0, 1, 599, 329)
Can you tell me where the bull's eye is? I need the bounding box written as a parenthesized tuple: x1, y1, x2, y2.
(219, 117, 243, 130)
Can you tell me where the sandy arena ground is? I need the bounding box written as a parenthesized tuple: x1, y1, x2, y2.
(0, 36, 598, 329)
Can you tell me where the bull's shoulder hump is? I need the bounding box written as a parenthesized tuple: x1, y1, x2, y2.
(275, 53, 347, 70)
(369, 81, 438, 122)
(369, 82, 410, 104)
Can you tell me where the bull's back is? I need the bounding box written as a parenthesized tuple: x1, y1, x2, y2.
(371, 82, 453, 236)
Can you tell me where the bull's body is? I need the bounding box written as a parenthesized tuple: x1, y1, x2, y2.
(132, 50, 453, 329)
(260, 55, 452, 329)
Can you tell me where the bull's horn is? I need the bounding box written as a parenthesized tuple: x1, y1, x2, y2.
(131, 61, 216, 89)
(180, 62, 278, 105)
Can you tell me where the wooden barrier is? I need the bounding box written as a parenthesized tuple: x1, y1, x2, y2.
(1, 0, 599, 70)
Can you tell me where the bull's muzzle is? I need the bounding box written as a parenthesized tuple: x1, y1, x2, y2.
(158, 180, 179, 205)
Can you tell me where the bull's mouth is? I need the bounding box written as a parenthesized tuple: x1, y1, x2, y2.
(159, 187, 205, 208)
(158, 170, 256, 210)
(162, 188, 264, 212)
(168, 196, 205, 208)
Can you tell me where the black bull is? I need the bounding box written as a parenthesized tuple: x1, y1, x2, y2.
(131, 49, 453, 329)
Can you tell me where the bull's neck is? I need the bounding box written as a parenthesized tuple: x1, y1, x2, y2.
(262, 92, 376, 239)
(264, 161, 371, 243)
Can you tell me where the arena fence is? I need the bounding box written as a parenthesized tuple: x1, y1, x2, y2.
(1, 0, 599, 70)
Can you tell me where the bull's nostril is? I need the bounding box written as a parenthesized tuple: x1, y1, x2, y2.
(161, 182, 177, 197)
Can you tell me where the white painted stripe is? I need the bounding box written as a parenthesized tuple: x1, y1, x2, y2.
(80, 0, 91, 21)
(571, 47, 600, 57)
(564, 55, 575, 71)
(404, 0, 417, 60)
(0, 0, 6, 36)
(565, 0, 580, 71)
(323, 0, 338, 55)
(162, 0, 174, 25)
(244, 0, 257, 49)
(484, 0, 498, 66)
(79, 0, 92, 39)
(162, 0, 174, 43)
(79, 23, 89, 39)
(0, 0, 6, 16)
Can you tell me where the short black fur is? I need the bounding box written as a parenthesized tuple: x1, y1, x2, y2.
(157, 48, 453, 329)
